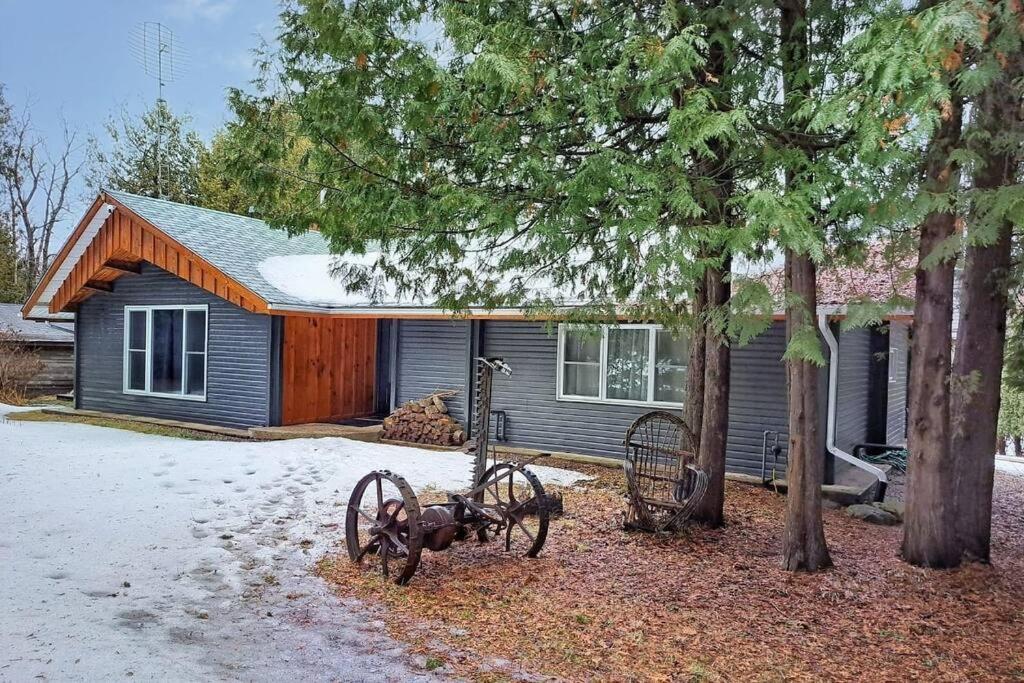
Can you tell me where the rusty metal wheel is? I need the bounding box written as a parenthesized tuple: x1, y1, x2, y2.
(345, 470, 423, 585)
(476, 464, 550, 557)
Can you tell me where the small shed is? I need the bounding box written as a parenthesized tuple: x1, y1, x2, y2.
(0, 304, 75, 396)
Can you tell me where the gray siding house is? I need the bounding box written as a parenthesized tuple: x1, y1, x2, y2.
(23, 191, 911, 483)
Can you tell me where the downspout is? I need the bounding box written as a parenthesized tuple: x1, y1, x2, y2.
(817, 313, 888, 500)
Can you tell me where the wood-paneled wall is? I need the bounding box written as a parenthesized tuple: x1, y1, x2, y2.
(51, 204, 267, 314)
(281, 316, 377, 425)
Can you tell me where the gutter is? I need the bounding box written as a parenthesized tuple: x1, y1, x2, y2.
(816, 312, 888, 499)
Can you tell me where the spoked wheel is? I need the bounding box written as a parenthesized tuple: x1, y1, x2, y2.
(476, 464, 550, 557)
(345, 470, 423, 585)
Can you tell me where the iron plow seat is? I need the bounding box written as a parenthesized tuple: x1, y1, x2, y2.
(623, 411, 709, 532)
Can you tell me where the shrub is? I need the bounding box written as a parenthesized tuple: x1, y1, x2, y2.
(0, 326, 44, 404)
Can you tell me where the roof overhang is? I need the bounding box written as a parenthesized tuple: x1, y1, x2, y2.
(21, 196, 114, 319)
(20, 192, 271, 319)
(265, 301, 913, 322)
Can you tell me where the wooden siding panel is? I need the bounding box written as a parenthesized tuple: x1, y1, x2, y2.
(51, 207, 268, 314)
(19, 343, 75, 396)
(280, 317, 377, 425)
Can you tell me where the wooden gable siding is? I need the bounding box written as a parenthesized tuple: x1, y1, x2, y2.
(50, 205, 268, 315)
(281, 316, 377, 425)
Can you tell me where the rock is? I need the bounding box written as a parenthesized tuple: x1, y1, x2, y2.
(846, 504, 900, 526)
(873, 500, 905, 521)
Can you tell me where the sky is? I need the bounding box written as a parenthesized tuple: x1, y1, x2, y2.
(0, 0, 281, 242)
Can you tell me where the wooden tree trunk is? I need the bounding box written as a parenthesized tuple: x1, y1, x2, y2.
(950, 224, 1011, 561)
(950, 47, 1022, 563)
(996, 437, 1007, 456)
(684, 13, 732, 527)
(777, 0, 830, 572)
(694, 259, 731, 526)
(781, 251, 832, 571)
(902, 96, 963, 568)
(684, 272, 708, 452)
(1015, 436, 1023, 458)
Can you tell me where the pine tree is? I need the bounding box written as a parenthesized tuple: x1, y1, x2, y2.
(228, 0, 778, 526)
(949, 0, 1023, 563)
(89, 100, 204, 204)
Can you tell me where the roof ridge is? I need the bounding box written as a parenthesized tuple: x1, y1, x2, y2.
(103, 188, 270, 225)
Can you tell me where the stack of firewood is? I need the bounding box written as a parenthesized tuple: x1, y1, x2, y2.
(381, 391, 467, 446)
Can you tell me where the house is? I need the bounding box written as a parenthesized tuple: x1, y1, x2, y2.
(22, 190, 912, 487)
(0, 303, 75, 396)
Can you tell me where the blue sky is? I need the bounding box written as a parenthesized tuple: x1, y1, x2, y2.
(0, 0, 281, 241)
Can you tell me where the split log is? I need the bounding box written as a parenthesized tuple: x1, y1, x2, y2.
(381, 390, 466, 447)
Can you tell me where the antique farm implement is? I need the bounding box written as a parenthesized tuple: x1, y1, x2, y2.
(346, 358, 555, 584)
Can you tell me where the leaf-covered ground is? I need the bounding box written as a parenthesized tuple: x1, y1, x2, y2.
(318, 460, 1024, 681)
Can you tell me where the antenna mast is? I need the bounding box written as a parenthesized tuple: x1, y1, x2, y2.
(129, 22, 187, 199)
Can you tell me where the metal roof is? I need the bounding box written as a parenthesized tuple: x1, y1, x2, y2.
(0, 304, 74, 343)
(107, 190, 333, 308)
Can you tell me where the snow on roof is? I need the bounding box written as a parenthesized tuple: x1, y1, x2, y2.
(257, 251, 583, 311)
(0, 304, 74, 343)
(258, 254, 411, 308)
(107, 191, 332, 308)
(61, 193, 915, 317)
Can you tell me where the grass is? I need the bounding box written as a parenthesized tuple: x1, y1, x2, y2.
(5, 410, 244, 441)
(27, 394, 73, 407)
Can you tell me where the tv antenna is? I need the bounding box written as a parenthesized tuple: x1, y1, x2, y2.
(128, 22, 188, 199)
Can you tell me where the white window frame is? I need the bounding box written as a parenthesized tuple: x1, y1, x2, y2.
(123, 304, 209, 402)
(556, 323, 687, 408)
(888, 346, 903, 383)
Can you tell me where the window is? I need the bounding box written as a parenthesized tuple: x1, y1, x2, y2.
(124, 305, 208, 400)
(557, 324, 689, 406)
(888, 346, 904, 383)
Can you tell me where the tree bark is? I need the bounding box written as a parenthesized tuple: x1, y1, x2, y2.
(781, 251, 832, 571)
(1015, 436, 1023, 458)
(949, 44, 1022, 563)
(902, 95, 963, 568)
(684, 271, 708, 451)
(996, 437, 1006, 457)
(685, 7, 733, 527)
(694, 259, 731, 526)
(777, 0, 831, 571)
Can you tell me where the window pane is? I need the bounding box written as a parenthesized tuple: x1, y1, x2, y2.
(563, 363, 600, 397)
(563, 329, 600, 363)
(185, 353, 206, 396)
(128, 350, 146, 391)
(606, 328, 649, 401)
(654, 330, 688, 403)
(186, 310, 206, 352)
(128, 310, 147, 349)
(152, 309, 183, 393)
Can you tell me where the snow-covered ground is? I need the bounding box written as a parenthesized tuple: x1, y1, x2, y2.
(0, 404, 587, 681)
(996, 457, 1024, 477)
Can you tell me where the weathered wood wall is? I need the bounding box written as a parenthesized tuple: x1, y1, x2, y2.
(281, 316, 377, 425)
(22, 343, 74, 396)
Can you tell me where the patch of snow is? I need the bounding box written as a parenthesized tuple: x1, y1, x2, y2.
(996, 457, 1024, 477)
(258, 251, 585, 309)
(0, 402, 588, 680)
(259, 253, 409, 307)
